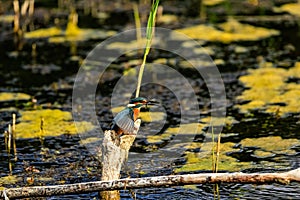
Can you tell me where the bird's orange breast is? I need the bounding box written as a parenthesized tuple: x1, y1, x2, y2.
(133, 108, 140, 121)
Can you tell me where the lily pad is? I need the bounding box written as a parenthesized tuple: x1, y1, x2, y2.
(176, 18, 279, 43)
(15, 109, 95, 138)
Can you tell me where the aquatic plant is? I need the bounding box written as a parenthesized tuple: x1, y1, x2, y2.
(133, 3, 142, 44)
(135, 0, 160, 98)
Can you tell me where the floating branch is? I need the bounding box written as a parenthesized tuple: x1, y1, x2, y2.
(1, 168, 299, 199)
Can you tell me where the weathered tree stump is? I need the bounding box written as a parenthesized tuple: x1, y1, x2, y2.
(100, 119, 141, 199)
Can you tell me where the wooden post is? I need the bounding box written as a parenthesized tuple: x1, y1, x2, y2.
(100, 119, 141, 199)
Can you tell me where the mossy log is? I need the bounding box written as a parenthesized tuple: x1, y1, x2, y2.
(1, 168, 299, 199)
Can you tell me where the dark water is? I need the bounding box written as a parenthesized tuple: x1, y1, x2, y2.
(1, 0, 300, 199)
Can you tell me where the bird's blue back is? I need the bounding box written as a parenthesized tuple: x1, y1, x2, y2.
(112, 107, 135, 134)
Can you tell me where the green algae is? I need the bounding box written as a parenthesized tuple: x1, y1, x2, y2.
(203, 0, 225, 6)
(80, 137, 101, 145)
(146, 116, 237, 145)
(25, 27, 62, 38)
(146, 132, 173, 144)
(239, 136, 299, 156)
(175, 142, 250, 173)
(176, 18, 279, 43)
(279, 1, 300, 17)
(0, 175, 19, 185)
(179, 59, 214, 69)
(236, 62, 300, 116)
(200, 116, 237, 127)
(158, 14, 178, 25)
(146, 123, 206, 144)
(15, 109, 95, 138)
(0, 92, 31, 102)
(166, 123, 205, 135)
(25, 22, 116, 43)
(175, 135, 299, 173)
(0, 15, 14, 23)
(106, 38, 154, 52)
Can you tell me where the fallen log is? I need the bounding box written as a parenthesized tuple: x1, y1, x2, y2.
(1, 168, 299, 199)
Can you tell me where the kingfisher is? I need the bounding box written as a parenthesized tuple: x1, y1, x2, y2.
(111, 97, 157, 135)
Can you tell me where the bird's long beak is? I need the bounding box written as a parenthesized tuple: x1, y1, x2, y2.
(146, 99, 160, 108)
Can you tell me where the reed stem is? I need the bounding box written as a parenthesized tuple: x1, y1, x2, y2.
(133, 3, 142, 43)
(135, 0, 159, 98)
(12, 113, 17, 160)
